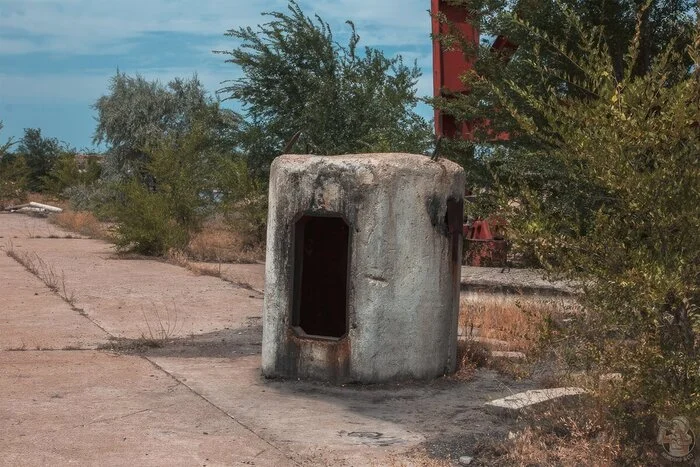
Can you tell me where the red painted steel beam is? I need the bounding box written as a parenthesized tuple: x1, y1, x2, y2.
(431, 0, 479, 139)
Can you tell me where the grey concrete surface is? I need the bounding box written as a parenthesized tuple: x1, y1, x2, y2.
(461, 267, 573, 295)
(485, 387, 586, 412)
(0, 351, 291, 466)
(0, 213, 537, 466)
(0, 253, 109, 350)
(2, 235, 264, 340)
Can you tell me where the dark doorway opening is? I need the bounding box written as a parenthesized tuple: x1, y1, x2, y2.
(292, 215, 349, 338)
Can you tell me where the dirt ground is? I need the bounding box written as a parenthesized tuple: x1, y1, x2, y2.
(0, 213, 537, 466)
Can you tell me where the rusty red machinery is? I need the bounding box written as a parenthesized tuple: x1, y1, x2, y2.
(431, 0, 511, 266)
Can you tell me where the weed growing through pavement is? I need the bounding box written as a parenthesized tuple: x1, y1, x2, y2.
(139, 301, 183, 345)
(6, 341, 27, 351)
(164, 248, 262, 293)
(4, 240, 75, 305)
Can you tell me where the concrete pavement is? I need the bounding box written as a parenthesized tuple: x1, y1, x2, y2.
(0, 213, 531, 466)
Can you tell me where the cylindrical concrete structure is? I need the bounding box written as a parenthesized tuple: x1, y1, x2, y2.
(262, 153, 465, 383)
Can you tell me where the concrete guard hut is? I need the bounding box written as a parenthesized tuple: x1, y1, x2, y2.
(262, 153, 465, 383)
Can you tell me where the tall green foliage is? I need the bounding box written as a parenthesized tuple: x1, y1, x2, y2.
(93, 73, 240, 182)
(217, 1, 433, 176)
(108, 118, 243, 255)
(42, 154, 102, 196)
(16, 128, 61, 192)
(0, 122, 27, 205)
(0, 121, 13, 158)
(475, 3, 699, 433)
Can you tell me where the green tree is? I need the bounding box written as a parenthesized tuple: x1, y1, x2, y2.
(16, 128, 61, 192)
(42, 153, 102, 196)
(108, 118, 234, 255)
(0, 121, 13, 158)
(468, 3, 699, 441)
(0, 122, 27, 205)
(93, 72, 240, 182)
(216, 1, 433, 176)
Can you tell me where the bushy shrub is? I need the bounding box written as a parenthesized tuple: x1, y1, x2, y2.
(215, 156, 268, 249)
(65, 182, 118, 215)
(106, 119, 251, 256)
(110, 180, 189, 255)
(43, 154, 102, 196)
(487, 6, 699, 433)
(0, 154, 29, 207)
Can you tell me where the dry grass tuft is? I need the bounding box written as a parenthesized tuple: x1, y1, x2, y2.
(5, 242, 75, 304)
(50, 210, 111, 240)
(486, 402, 628, 466)
(164, 248, 190, 268)
(164, 249, 262, 293)
(139, 303, 182, 342)
(452, 338, 489, 381)
(459, 295, 565, 353)
(186, 218, 264, 264)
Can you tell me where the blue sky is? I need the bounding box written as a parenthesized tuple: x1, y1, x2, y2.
(0, 0, 434, 151)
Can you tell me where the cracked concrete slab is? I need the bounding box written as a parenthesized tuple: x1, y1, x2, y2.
(0, 351, 292, 466)
(0, 214, 542, 465)
(150, 353, 535, 466)
(1, 236, 264, 341)
(150, 355, 421, 465)
(0, 253, 109, 350)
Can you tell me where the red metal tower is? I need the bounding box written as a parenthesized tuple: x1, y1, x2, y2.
(432, 1, 513, 266)
(431, 0, 478, 139)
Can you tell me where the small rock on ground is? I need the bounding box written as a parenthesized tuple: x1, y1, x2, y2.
(485, 387, 586, 411)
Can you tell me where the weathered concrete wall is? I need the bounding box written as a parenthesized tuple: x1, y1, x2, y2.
(262, 153, 465, 383)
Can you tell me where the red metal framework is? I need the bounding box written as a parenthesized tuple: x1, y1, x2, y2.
(432, 1, 517, 266)
(431, 0, 478, 139)
(431, 2, 518, 140)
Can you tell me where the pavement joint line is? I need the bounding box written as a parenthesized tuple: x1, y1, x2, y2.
(143, 356, 302, 466)
(4, 247, 114, 340)
(77, 405, 177, 429)
(70, 306, 113, 337)
(3, 236, 296, 463)
(5, 249, 298, 464)
(4, 348, 100, 352)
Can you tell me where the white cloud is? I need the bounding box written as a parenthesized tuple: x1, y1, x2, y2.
(0, 0, 431, 55)
(0, 66, 242, 104)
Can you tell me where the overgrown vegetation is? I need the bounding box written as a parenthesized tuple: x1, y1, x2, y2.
(2, 1, 698, 463)
(1, 1, 432, 261)
(0, 123, 24, 206)
(439, 0, 699, 460)
(433, 0, 694, 197)
(38, 1, 430, 258)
